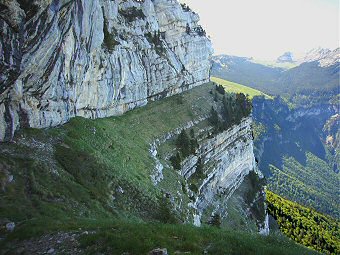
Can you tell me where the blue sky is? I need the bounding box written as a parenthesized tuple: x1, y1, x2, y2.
(180, 0, 339, 59)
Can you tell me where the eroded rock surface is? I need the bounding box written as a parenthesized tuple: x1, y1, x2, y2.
(0, 0, 212, 141)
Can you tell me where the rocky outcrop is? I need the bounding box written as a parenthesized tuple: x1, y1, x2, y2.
(190, 117, 256, 225)
(196, 118, 256, 211)
(150, 116, 259, 227)
(0, 0, 213, 141)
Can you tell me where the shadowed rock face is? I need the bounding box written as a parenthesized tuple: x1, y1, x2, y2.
(0, 0, 213, 141)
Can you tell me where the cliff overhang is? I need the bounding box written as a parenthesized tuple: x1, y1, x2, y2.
(0, 0, 213, 141)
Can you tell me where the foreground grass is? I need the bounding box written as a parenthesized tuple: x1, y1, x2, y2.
(211, 77, 273, 99)
(1, 217, 320, 255)
(0, 83, 216, 225)
(79, 221, 321, 255)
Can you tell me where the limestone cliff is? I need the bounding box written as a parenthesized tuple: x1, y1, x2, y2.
(0, 0, 212, 141)
(150, 115, 266, 230)
(193, 117, 256, 224)
(0, 0, 266, 241)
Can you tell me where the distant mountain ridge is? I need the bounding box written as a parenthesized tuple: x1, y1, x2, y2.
(301, 47, 340, 67)
(274, 48, 339, 66)
(212, 55, 283, 95)
(212, 48, 339, 95)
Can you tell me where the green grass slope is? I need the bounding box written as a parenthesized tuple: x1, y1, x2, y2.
(79, 220, 321, 255)
(0, 82, 320, 254)
(0, 83, 217, 225)
(211, 77, 272, 99)
(1, 217, 320, 255)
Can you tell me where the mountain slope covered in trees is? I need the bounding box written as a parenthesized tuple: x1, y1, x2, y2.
(211, 77, 339, 219)
(267, 190, 340, 255)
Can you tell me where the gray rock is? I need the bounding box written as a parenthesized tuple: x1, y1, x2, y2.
(116, 186, 124, 194)
(148, 116, 258, 227)
(149, 248, 168, 255)
(194, 117, 256, 215)
(7, 175, 14, 183)
(47, 248, 55, 254)
(301, 47, 339, 67)
(5, 222, 15, 232)
(0, 0, 213, 141)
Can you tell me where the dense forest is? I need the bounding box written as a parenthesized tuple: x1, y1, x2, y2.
(266, 190, 340, 255)
(268, 154, 340, 218)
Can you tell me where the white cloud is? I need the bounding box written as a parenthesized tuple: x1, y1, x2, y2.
(180, 0, 339, 59)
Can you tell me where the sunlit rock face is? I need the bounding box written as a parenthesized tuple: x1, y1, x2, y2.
(194, 117, 256, 214)
(173, 117, 257, 226)
(196, 118, 256, 225)
(0, 0, 212, 141)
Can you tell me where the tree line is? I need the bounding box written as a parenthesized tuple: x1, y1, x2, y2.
(209, 84, 252, 133)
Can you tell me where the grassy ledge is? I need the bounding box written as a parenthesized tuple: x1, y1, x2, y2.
(211, 77, 273, 99)
(0, 82, 320, 254)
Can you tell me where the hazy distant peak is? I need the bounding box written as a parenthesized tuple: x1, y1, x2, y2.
(302, 47, 339, 67)
(304, 47, 332, 60)
(213, 55, 252, 62)
(212, 55, 252, 69)
(276, 52, 295, 64)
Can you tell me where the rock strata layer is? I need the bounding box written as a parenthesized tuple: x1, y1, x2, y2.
(0, 0, 213, 141)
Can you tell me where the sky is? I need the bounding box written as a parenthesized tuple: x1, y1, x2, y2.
(179, 0, 339, 60)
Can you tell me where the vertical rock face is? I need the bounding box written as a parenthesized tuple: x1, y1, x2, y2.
(194, 118, 256, 214)
(150, 115, 262, 228)
(184, 117, 258, 225)
(0, 0, 213, 141)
